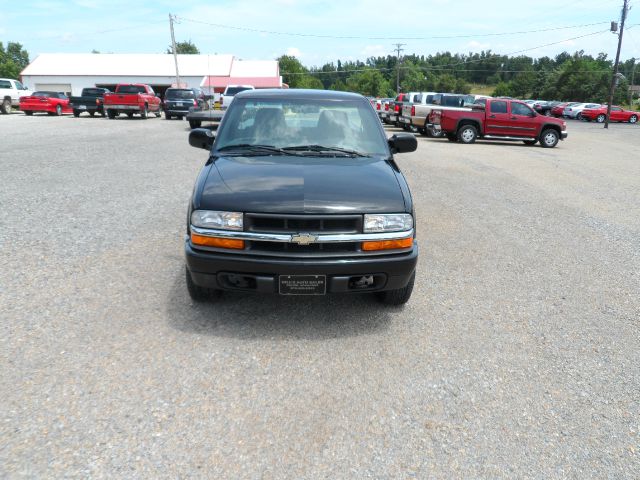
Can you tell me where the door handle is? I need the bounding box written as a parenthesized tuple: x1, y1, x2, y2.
(511, 116, 517, 120)
(489, 114, 496, 118)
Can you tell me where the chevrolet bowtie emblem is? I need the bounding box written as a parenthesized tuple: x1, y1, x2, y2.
(291, 233, 318, 245)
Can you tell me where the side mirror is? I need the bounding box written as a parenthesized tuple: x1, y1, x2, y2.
(189, 128, 215, 150)
(388, 133, 417, 154)
(471, 104, 485, 110)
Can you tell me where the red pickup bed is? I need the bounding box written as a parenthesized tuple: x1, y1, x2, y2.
(430, 98, 568, 147)
(103, 84, 162, 119)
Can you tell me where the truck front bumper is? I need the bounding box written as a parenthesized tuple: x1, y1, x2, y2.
(185, 240, 418, 294)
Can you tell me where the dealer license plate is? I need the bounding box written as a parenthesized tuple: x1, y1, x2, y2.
(279, 275, 326, 295)
(176, 102, 183, 107)
(78, 105, 86, 110)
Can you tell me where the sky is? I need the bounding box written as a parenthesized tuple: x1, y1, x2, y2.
(2, 0, 640, 67)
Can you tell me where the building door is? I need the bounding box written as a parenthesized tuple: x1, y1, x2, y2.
(34, 83, 72, 97)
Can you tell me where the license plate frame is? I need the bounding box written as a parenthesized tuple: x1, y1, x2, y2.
(279, 275, 326, 295)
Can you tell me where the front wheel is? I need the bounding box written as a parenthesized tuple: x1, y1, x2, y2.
(540, 129, 559, 148)
(73, 110, 80, 118)
(457, 125, 477, 144)
(185, 266, 218, 302)
(596, 114, 606, 123)
(1, 98, 11, 114)
(576, 113, 583, 121)
(376, 272, 415, 305)
(55, 105, 62, 116)
(140, 104, 148, 119)
(629, 114, 638, 124)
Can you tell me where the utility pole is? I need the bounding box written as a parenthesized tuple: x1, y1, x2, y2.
(393, 43, 405, 94)
(169, 13, 181, 87)
(629, 58, 637, 107)
(605, 0, 628, 129)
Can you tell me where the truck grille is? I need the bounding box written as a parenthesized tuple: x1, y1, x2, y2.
(244, 213, 362, 256)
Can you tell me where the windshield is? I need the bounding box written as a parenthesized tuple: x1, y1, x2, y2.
(214, 97, 388, 156)
(225, 87, 252, 96)
(117, 85, 146, 94)
(166, 89, 195, 99)
(83, 88, 107, 96)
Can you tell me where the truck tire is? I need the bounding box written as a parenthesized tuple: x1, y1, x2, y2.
(73, 110, 80, 117)
(1, 98, 11, 114)
(189, 120, 202, 129)
(154, 110, 161, 118)
(376, 271, 415, 305)
(429, 127, 444, 138)
(25, 111, 33, 116)
(185, 266, 218, 302)
(127, 112, 134, 118)
(89, 111, 95, 117)
(107, 109, 116, 119)
(165, 112, 172, 120)
(540, 129, 559, 148)
(140, 104, 148, 119)
(457, 124, 477, 144)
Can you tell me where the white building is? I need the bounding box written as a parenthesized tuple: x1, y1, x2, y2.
(20, 53, 283, 97)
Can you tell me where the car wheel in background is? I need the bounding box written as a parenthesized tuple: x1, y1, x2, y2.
(89, 111, 95, 117)
(545, 110, 552, 116)
(540, 129, 559, 148)
(140, 105, 148, 119)
(55, 105, 62, 116)
(430, 128, 444, 138)
(154, 110, 161, 118)
(376, 271, 415, 305)
(73, 110, 80, 118)
(107, 109, 116, 119)
(25, 111, 33, 116)
(178, 116, 184, 120)
(629, 115, 638, 124)
(189, 120, 202, 129)
(165, 112, 172, 120)
(457, 125, 477, 144)
(127, 112, 134, 118)
(596, 114, 606, 123)
(1, 98, 11, 114)
(523, 139, 537, 146)
(576, 113, 583, 120)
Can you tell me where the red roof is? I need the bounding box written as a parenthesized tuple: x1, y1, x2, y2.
(201, 76, 282, 88)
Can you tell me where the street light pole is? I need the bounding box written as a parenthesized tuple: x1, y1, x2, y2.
(169, 13, 181, 87)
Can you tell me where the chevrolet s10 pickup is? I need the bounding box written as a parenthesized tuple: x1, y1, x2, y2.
(184, 89, 419, 304)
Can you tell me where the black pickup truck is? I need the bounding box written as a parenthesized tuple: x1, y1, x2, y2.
(69, 87, 110, 117)
(184, 89, 419, 304)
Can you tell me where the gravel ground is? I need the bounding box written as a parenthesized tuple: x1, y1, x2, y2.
(1, 112, 638, 479)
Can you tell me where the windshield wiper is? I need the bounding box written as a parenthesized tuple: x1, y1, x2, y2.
(282, 145, 369, 157)
(215, 144, 296, 156)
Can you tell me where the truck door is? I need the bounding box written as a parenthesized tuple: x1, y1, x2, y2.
(485, 100, 511, 136)
(509, 102, 539, 138)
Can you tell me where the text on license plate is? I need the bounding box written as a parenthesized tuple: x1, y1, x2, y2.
(279, 275, 326, 295)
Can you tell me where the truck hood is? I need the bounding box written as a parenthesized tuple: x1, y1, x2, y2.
(197, 155, 407, 214)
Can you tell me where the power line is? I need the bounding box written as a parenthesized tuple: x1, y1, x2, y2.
(175, 16, 610, 40)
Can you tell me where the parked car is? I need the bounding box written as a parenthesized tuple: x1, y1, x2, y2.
(580, 105, 639, 123)
(219, 85, 255, 110)
(385, 93, 409, 126)
(0, 78, 32, 114)
(397, 92, 422, 129)
(69, 87, 110, 117)
(550, 102, 579, 117)
(430, 98, 567, 147)
(184, 89, 419, 304)
(532, 101, 560, 116)
(164, 87, 207, 120)
(102, 84, 162, 119)
(563, 102, 601, 120)
(19, 91, 72, 116)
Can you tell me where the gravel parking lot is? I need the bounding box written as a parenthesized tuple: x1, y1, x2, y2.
(1, 113, 638, 478)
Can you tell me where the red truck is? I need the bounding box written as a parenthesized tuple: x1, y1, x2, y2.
(430, 98, 568, 147)
(103, 84, 162, 119)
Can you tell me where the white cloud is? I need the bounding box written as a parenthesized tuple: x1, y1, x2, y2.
(361, 45, 387, 57)
(286, 47, 302, 57)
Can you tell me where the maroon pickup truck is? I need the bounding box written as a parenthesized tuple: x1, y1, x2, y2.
(430, 98, 568, 147)
(103, 84, 162, 119)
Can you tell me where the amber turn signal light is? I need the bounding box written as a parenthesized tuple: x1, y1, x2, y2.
(191, 233, 245, 249)
(362, 237, 413, 251)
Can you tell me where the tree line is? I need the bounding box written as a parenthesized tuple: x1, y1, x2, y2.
(0, 42, 30, 79)
(278, 51, 638, 104)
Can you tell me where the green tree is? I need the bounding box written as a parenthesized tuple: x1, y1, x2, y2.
(346, 69, 390, 97)
(0, 42, 30, 78)
(492, 81, 512, 97)
(167, 40, 199, 54)
(278, 55, 310, 88)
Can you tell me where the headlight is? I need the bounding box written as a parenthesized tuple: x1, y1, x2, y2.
(191, 210, 243, 231)
(363, 213, 413, 233)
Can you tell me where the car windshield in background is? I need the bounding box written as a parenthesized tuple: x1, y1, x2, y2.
(117, 85, 146, 94)
(33, 92, 56, 97)
(215, 98, 388, 157)
(441, 96, 464, 107)
(166, 89, 195, 99)
(225, 87, 252, 96)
